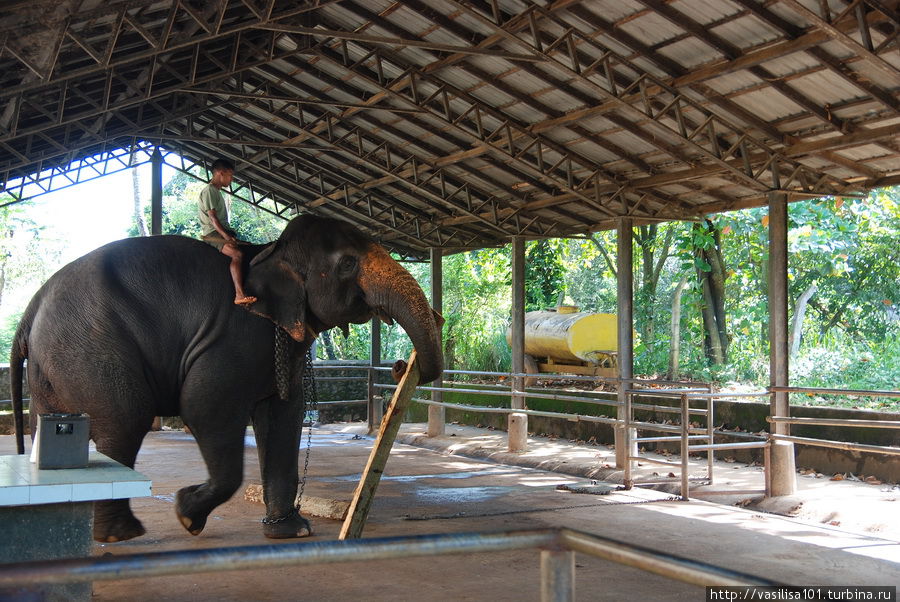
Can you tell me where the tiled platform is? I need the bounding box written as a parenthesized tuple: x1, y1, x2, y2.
(0, 452, 151, 506)
(0, 452, 151, 600)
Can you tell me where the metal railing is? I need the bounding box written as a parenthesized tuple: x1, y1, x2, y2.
(622, 387, 771, 500)
(7, 364, 897, 499)
(768, 386, 900, 457)
(0, 528, 776, 598)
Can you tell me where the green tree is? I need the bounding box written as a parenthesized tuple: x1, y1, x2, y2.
(0, 200, 64, 359)
(525, 239, 566, 311)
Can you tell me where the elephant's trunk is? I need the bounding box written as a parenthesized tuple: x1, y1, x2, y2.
(358, 244, 443, 384)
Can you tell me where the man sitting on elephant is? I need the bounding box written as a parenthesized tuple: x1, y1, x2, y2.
(198, 158, 257, 306)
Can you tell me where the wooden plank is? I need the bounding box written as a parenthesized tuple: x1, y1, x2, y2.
(339, 350, 419, 540)
(537, 363, 617, 378)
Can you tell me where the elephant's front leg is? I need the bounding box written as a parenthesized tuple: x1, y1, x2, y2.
(251, 396, 312, 539)
(174, 420, 247, 536)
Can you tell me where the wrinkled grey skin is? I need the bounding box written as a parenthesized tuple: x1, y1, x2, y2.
(10, 215, 442, 542)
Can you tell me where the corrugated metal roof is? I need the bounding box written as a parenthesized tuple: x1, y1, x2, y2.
(0, 0, 895, 256)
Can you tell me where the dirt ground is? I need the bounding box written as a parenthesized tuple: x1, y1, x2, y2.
(1, 424, 898, 601)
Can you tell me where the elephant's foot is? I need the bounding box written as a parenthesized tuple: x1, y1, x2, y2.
(93, 512, 146, 543)
(262, 508, 312, 539)
(175, 484, 209, 536)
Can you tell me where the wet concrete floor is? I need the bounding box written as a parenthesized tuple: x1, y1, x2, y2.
(0, 424, 898, 601)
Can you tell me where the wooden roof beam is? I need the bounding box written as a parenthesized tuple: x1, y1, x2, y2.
(778, 0, 900, 88)
(730, 0, 898, 118)
(635, 0, 850, 134)
(668, 9, 893, 89)
(254, 23, 545, 63)
(463, 1, 846, 196)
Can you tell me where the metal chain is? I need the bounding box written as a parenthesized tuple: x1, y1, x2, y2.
(274, 327, 290, 402)
(297, 346, 317, 507)
(273, 327, 316, 512)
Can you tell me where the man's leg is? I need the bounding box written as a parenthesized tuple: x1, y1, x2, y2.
(221, 242, 257, 305)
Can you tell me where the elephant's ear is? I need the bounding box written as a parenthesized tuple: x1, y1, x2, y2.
(245, 246, 311, 342)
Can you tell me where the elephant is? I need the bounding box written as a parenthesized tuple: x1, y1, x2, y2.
(9, 214, 442, 542)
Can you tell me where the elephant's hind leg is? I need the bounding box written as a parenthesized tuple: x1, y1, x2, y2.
(174, 422, 246, 536)
(93, 500, 146, 543)
(92, 429, 149, 543)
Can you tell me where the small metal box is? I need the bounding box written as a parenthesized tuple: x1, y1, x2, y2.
(36, 413, 90, 470)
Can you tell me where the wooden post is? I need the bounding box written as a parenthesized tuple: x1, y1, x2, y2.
(367, 317, 382, 434)
(340, 351, 419, 540)
(509, 235, 527, 452)
(768, 191, 797, 496)
(150, 147, 162, 236)
(427, 248, 444, 437)
(615, 218, 634, 468)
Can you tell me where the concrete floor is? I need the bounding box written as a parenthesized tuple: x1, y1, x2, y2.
(0, 423, 898, 601)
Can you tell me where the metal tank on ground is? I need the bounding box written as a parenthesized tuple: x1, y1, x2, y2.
(507, 306, 618, 379)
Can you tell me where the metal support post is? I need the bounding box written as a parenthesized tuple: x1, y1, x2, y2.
(509, 235, 527, 452)
(706, 384, 715, 484)
(768, 191, 796, 496)
(680, 393, 690, 501)
(427, 248, 445, 437)
(615, 218, 634, 467)
(367, 317, 382, 434)
(540, 549, 575, 602)
(623, 390, 633, 489)
(150, 147, 162, 236)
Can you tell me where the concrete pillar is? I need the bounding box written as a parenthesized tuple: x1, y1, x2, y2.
(150, 147, 162, 236)
(615, 218, 634, 468)
(509, 236, 527, 452)
(768, 191, 796, 496)
(508, 413, 528, 453)
(367, 317, 382, 434)
(427, 247, 445, 437)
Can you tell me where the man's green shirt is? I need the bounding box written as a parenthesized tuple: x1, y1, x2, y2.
(198, 183, 229, 236)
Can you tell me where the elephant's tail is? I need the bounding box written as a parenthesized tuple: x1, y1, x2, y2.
(10, 315, 30, 455)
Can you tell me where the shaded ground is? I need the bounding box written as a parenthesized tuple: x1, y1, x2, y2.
(0, 424, 898, 601)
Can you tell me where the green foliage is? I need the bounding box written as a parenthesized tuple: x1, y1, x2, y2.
(561, 235, 617, 313)
(442, 248, 512, 372)
(525, 239, 566, 310)
(0, 311, 23, 362)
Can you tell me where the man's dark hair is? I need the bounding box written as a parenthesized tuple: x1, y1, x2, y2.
(210, 158, 235, 173)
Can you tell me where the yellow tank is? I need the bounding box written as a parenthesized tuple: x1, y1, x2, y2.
(507, 309, 618, 365)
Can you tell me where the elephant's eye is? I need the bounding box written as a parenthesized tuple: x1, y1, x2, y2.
(337, 255, 357, 274)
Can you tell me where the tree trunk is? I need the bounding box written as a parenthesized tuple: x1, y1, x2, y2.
(667, 275, 689, 379)
(789, 283, 817, 358)
(698, 275, 726, 364)
(694, 220, 728, 365)
(132, 168, 148, 237)
(634, 225, 674, 344)
(589, 234, 616, 277)
(320, 329, 338, 360)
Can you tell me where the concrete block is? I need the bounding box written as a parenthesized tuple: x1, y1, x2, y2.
(244, 484, 350, 520)
(769, 440, 797, 496)
(0, 501, 93, 601)
(508, 412, 528, 452)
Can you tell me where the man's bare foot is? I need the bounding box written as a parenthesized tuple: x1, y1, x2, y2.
(234, 295, 257, 306)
